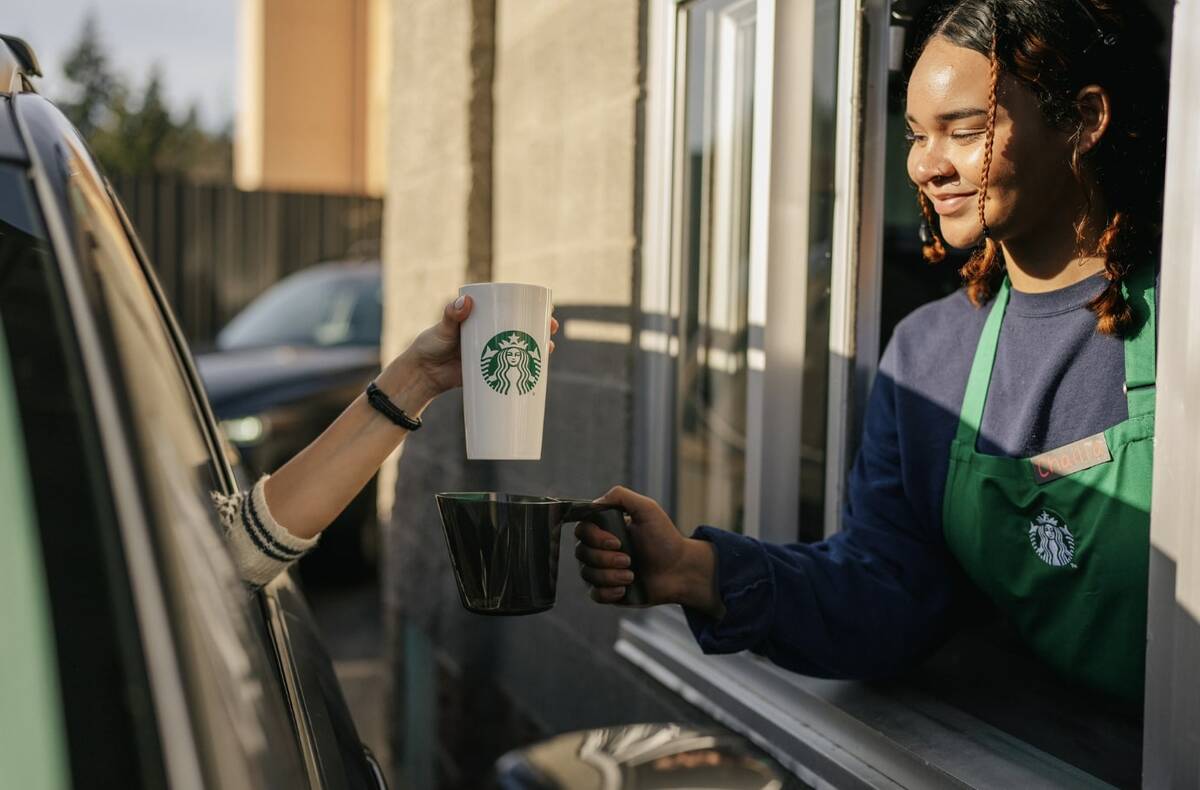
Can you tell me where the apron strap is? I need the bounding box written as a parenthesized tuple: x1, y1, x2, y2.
(1122, 265, 1157, 419)
(954, 278, 1011, 446)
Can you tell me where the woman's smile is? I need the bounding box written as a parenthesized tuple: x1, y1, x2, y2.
(927, 190, 977, 216)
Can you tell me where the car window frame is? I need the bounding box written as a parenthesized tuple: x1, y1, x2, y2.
(96, 121, 382, 790)
(14, 90, 213, 790)
(88, 157, 326, 788)
(105, 183, 242, 496)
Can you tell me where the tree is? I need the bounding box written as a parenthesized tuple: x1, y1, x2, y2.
(92, 67, 177, 174)
(56, 16, 232, 180)
(58, 12, 119, 138)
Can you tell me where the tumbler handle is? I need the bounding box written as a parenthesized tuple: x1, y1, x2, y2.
(560, 502, 648, 607)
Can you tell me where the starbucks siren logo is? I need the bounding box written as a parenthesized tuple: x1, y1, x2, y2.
(1027, 509, 1077, 568)
(480, 330, 542, 395)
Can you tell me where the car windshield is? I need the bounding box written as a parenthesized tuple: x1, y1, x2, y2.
(217, 266, 381, 350)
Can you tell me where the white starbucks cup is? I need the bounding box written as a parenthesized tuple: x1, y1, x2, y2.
(458, 283, 552, 460)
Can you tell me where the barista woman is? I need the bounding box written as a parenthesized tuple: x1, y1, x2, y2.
(575, 0, 1168, 703)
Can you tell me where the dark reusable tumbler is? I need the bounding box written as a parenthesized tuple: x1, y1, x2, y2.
(435, 493, 645, 615)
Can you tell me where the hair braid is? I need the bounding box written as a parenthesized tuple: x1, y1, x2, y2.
(959, 8, 1005, 307)
(918, 191, 947, 263)
(1087, 212, 1136, 336)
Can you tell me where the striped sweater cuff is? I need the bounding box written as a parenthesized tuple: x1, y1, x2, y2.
(211, 474, 318, 587)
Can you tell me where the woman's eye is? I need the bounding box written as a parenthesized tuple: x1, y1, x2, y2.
(952, 130, 986, 143)
(904, 131, 927, 145)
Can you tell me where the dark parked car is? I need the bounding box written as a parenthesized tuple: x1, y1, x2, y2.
(0, 36, 384, 788)
(196, 261, 384, 581)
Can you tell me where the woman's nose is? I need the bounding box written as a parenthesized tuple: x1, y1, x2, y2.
(912, 145, 956, 184)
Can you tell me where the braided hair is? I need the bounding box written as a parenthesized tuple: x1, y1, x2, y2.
(911, 0, 1168, 335)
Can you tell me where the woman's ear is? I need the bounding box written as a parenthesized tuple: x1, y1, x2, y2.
(1075, 84, 1112, 156)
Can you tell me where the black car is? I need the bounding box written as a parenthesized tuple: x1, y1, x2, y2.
(196, 261, 384, 580)
(0, 36, 385, 789)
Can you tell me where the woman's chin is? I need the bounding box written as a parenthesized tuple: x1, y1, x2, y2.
(941, 227, 986, 251)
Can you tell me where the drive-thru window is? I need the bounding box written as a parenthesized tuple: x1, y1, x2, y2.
(626, 0, 1190, 786)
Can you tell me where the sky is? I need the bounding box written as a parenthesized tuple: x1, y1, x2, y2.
(7, 0, 238, 131)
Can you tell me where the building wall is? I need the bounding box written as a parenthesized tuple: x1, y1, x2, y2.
(382, 2, 702, 788)
(235, 0, 389, 195)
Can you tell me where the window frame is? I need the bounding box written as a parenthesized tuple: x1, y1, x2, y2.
(625, 0, 1181, 786)
(105, 185, 243, 496)
(635, 0, 816, 545)
(98, 113, 382, 790)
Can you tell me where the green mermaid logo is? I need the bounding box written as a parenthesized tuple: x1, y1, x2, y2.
(480, 331, 542, 395)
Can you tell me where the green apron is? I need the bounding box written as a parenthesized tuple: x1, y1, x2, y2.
(942, 267, 1156, 702)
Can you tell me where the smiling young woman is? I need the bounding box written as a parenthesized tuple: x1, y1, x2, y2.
(576, 0, 1170, 708)
(908, 0, 1167, 327)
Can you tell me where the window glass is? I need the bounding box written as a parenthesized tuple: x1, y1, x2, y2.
(799, 0, 839, 539)
(672, 0, 838, 539)
(0, 163, 166, 788)
(59, 141, 305, 788)
(675, 0, 758, 535)
(217, 265, 382, 351)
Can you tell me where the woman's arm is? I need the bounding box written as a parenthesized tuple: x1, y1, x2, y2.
(255, 294, 555, 540)
(576, 364, 970, 680)
(261, 349, 439, 540)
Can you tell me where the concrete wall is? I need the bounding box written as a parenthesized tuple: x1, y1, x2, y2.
(235, 0, 389, 195)
(382, 2, 702, 788)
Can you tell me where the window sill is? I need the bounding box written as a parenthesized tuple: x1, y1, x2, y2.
(616, 609, 1115, 789)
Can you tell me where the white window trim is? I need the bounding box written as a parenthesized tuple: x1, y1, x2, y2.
(822, 0, 888, 539)
(637, 0, 810, 535)
(1142, 0, 1200, 779)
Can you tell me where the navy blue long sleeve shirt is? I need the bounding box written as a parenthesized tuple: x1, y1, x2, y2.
(685, 274, 1136, 679)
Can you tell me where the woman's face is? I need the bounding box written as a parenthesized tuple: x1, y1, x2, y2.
(906, 38, 1078, 250)
(504, 348, 524, 366)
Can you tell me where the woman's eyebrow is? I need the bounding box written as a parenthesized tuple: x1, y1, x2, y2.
(905, 108, 989, 124)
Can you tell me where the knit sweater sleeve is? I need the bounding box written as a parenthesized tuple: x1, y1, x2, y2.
(210, 474, 319, 587)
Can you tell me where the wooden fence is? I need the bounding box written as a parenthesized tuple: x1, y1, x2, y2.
(111, 175, 383, 346)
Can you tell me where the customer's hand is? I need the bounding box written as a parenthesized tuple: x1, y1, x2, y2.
(574, 486, 724, 618)
(378, 295, 559, 409)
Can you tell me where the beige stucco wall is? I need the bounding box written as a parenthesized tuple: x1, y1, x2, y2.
(491, 0, 641, 308)
(236, 0, 389, 195)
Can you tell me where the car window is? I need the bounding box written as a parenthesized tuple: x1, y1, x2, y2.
(217, 268, 382, 350)
(57, 138, 307, 788)
(0, 162, 166, 788)
(0, 315, 70, 790)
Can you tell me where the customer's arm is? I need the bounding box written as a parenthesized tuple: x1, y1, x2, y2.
(263, 295, 469, 539)
(214, 294, 555, 585)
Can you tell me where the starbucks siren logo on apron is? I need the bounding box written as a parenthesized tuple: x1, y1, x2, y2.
(481, 331, 542, 395)
(1027, 509, 1076, 568)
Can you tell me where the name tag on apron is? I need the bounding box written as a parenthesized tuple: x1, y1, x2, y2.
(1029, 432, 1112, 484)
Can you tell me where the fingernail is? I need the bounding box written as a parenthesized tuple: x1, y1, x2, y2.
(614, 554, 631, 568)
(605, 539, 620, 550)
(618, 571, 635, 584)
(453, 295, 466, 310)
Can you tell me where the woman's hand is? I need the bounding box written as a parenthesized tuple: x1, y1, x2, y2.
(574, 486, 724, 618)
(378, 295, 559, 409)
